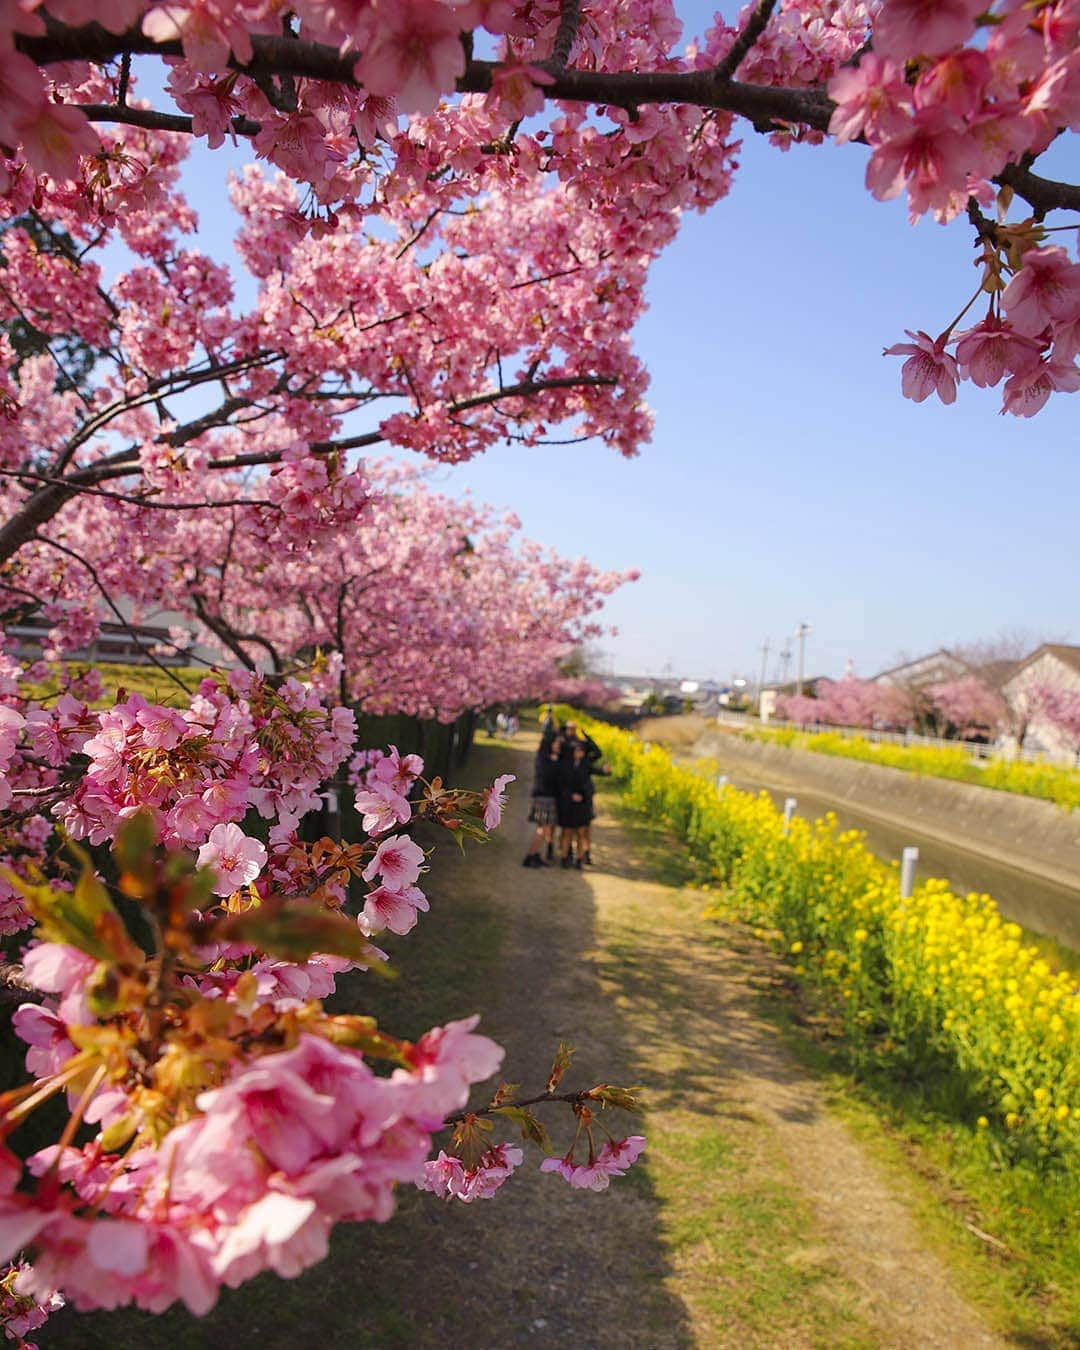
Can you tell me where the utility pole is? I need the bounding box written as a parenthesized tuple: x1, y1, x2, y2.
(794, 621, 812, 696)
(778, 645, 792, 686)
(757, 638, 770, 704)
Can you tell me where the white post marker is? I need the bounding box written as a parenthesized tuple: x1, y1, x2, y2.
(782, 797, 797, 835)
(715, 773, 728, 790)
(900, 846, 919, 898)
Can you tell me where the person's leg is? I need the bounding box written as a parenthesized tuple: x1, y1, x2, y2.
(573, 828, 586, 867)
(522, 823, 545, 866)
(582, 823, 593, 865)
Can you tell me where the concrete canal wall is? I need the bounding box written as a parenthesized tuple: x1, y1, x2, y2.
(699, 730, 1080, 892)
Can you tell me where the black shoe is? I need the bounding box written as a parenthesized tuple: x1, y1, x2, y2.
(583, 850, 593, 865)
(561, 856, 572, 869)
(545, 843, 554, 860)
(574, 857, 583, 870)
(522, 854, 540, 868)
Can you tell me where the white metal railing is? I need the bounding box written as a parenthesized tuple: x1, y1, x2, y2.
(714, 710, 1080, 769)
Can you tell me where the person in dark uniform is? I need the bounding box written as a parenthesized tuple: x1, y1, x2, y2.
(557, 740, 600, 868)
(579, 753, 611, 865)
(522, 733, 561, 867)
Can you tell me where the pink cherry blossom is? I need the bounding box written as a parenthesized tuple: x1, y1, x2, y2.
(955, 318, 1045, 387)
(1002, 247, 1080, 337)
(828, 55, 912, 146)
(884, 330, 960, 404)
(539, 1135, 646, 1191)
(1001, 356, 1080, 416)
(197, 823, 267, 896)
(482, 773, 515, 830)
(871, 0, 984, 62)
(352, 782, 412, 836)
(355, 0, 466, 115)
(360, 883, 430, 936)
(419, 1143, 523, 1202)
(362, 834, 425, 891)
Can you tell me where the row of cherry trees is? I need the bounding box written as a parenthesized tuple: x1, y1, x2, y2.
(778, 673, 1080, 748)
(0, 0, 1078, 1336)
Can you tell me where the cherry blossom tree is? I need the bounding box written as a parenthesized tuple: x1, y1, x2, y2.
(776, 675, 916, 731)
(151, 460, 636, 717)
(926, 675, 1008, 740)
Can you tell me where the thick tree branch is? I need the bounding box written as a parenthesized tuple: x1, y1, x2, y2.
(18, 24, 834, 131)
(995, 163, 1080, 218)
(23, 20, 1080, 214)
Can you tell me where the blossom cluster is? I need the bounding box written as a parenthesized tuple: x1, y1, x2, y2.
(0, 1261, 63, 1350)
(540, 1135, 648, 1191)
(826, 3, 1080, 414)
(2, 1021, 503, 1313)
(54, 673, 353, 848)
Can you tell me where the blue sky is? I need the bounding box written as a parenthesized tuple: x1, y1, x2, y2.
(138, 11, 1079, 685)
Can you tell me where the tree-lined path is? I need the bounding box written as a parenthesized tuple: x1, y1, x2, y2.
(74, 733, 1004, 1349)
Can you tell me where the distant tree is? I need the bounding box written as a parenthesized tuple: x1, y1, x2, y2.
(927, 677, 1008, 740)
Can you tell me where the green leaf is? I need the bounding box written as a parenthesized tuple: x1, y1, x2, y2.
(214, 902, 390, 969)
(494, 1105, 553, 1153)
(3, 851, 140, 965)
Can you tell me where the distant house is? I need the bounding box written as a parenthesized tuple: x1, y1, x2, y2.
(872, 649, 970, 689)
(1001, 644, 1080, 757)
(8, 602, 222, 668)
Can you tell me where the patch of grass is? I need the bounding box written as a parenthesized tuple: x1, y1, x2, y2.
(21, 662, 211, 708)
(720, 926, 1080, 1347)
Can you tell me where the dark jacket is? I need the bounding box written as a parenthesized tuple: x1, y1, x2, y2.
(557, 756, 607, 827)
(532, 749, 561, 798)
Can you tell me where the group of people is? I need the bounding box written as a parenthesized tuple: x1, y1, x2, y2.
(523, 708, 610, 869)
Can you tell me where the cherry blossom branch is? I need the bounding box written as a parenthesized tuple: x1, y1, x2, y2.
(190, 592, 284, 673)
(994, 163, 1080, 218)
(28, 535, 195, 695)
(0, 469, 271, 511)
(442, 1087, 590, 1126)
(714, 0, 778, 82)
(20, 23, 1080, 214)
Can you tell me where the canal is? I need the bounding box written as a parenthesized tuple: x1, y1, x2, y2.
(707, 764, 1080, 957)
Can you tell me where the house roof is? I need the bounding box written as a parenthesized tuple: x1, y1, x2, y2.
(1004, 643, 1080, 685)
(872, 648, 970, 685)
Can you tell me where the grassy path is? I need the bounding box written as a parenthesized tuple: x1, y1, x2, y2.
(58, 737, 1007, 1348)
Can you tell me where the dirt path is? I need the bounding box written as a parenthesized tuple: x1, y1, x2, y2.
(59, 736, 1008, 1349)
(349, 736, 1006, 1349)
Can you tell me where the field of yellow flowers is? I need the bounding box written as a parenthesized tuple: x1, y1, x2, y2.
(751, 726, 1080, 811)
(571, 714, 1079, 1174)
